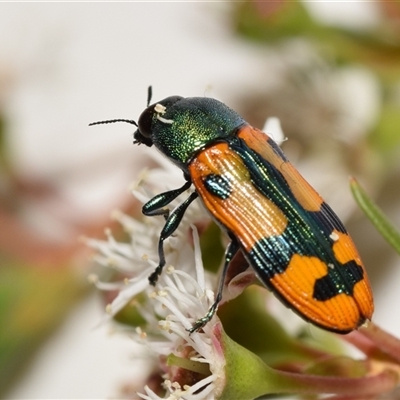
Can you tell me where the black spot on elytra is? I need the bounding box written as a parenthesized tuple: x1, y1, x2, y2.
(203, 174, 232, 200)
(312, 260, 364, 301)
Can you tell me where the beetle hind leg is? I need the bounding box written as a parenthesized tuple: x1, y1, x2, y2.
(189, 237, 240, 333)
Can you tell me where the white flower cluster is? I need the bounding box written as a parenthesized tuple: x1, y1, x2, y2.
(86, 157, 224, 399)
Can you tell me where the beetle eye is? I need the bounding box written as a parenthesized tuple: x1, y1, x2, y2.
(137, 106, 154, 139)
(136, 96, 183, 143)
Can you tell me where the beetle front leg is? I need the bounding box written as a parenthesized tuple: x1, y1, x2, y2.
(142, 180, 192, 219)
(149, 191, 199, 285)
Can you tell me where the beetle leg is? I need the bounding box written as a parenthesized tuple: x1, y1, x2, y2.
(148, 191, 199, 285)
(189, 237, 240, 333)
(142, 180, 192, 219)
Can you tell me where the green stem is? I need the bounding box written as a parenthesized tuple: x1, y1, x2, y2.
(359, 321, 400, 364)
(269, 368, 398, 396)
(350, 177, 400, 255)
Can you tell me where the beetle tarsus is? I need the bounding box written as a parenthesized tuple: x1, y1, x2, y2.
(188, 302, 219, 334)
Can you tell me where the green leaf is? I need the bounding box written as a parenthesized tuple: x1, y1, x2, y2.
(350, 178, 400, 255)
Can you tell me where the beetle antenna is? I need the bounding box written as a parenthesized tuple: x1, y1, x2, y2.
(89, 86, 152, 127)
(147, 86, 152, 107)
(88, 119, 138, 127)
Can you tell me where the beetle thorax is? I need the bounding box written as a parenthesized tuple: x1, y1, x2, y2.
(150, 97, 245, 170)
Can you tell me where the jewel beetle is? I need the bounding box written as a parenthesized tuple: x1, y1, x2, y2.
(90, 87, 374, 334)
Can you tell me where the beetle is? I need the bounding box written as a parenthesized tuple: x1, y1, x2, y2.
(90, 87, 373, 334)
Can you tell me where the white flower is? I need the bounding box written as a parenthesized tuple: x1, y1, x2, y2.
(86, 157, 226, 398)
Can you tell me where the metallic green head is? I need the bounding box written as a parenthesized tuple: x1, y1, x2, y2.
(134, 95, 246, 172)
